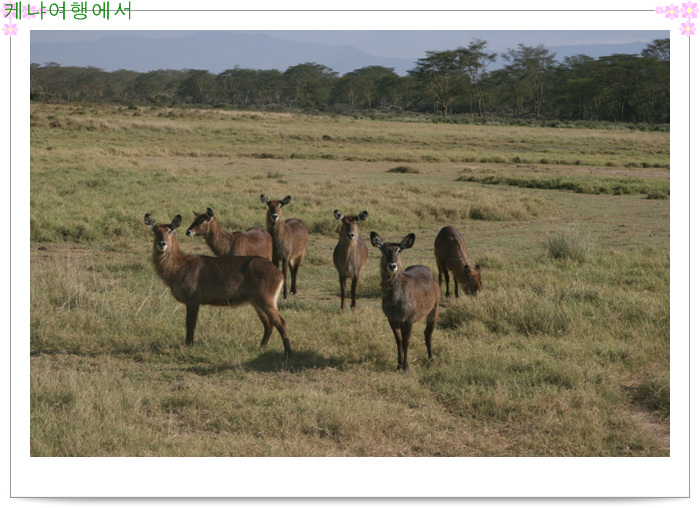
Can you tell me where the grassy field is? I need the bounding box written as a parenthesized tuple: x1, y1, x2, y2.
(30, 103, 670, 456)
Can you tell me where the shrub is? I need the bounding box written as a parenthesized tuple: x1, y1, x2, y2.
(545, 225, 592, 262)
(646, 189, 669, 200)
(387, 166, 419, 174)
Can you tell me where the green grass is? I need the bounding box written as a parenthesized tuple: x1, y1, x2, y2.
(545, 225, 593, 262)
(457, 168, 670, 196)
(30, 103, 670, 457)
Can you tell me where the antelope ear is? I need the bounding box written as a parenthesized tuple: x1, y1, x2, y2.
(400, 233, 416, 250)
(358, 211, 368, 221)
(144, 214, 156, 228)
(370, 232, 384, 248)
(260, 194, 269, 204)
(281, 195, 291, 206)
(334, 210, 344, 220)
(475, 264, 481, 273)
(206, 207, 214, 219)
(171, 215, 182, 230)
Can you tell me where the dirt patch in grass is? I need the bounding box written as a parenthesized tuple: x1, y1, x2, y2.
(622, 379, 670, 455)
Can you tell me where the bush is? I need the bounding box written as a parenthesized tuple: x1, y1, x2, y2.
(545, 225, 592, 262)
(646, 189, 669, 200)
(387, 165, 419, 174)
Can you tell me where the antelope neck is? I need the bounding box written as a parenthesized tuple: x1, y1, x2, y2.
(152, 235, 187, 280)
(204, 218, 233, 256)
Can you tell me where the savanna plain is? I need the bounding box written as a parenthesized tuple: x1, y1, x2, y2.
(30, 104, 670, 456)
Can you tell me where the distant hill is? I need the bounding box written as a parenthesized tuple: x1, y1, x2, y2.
(30, 31, 416, 75)
(545, 41, 654, 62)
(31, 32, 655, 76)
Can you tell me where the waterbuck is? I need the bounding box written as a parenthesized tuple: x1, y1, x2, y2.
(144, 213, 292, 358)
(370, 232, 441, 372)
(185, 207, 273, 261)
(260, 194, 309, 299)
(332, 210, 368, 310)
(434, 226, 482, 298)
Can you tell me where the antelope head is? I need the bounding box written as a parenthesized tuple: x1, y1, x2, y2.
(370, 232, 415, 276)
(463, 263, 483, 295)
(145, 214, 182, 253)
(186, 207, 215, 237)
(261, 194, 291, 224)
(334, 210, 368, 242)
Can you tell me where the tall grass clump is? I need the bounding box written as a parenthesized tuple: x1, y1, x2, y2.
(634, 374, 670, 421)
(546, 225, 592, 262)
(387, 165, 420, 174)
(646, 189, 669, 200)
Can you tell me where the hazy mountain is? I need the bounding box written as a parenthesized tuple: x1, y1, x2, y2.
(545, 41, 654, 62)
(31, 31, 416, 75)
(31, 31, 656, 76)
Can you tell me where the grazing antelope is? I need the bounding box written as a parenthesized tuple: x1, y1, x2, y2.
(260, 195, 309, 299)
(185, 207, 273, 261)
(434, 226, 482, 298)
(370, 232, 441, 372)
(333, 210, 368, 310)
(144, 213, 292, 358)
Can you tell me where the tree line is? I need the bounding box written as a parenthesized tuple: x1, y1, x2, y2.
(30, 38, 670, 124)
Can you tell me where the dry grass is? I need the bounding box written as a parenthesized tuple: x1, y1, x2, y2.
(31, 103, 670, 167)
(30, 103, 670, 457)
(545, 225, 593, 262)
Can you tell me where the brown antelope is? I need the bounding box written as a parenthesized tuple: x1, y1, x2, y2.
(333, 210, 368, 310)
(144, 213, 292, 358)
(370, 232, 441, 372)
(185, 207, 273, 261)
(434, 226, 482, 298)
(260, 195, 309, 299)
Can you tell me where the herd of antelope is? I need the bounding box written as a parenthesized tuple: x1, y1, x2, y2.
(145, 194, 481, 371)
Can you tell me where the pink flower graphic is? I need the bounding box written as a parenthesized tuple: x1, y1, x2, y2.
(22, 5, 38, 20)
(666, 4, 680, 18)
(679, 21, 697, 34)
(1, 5, 16, 19)
(682, 2, 699, 18)
(3, 22, 18, 36)
(656, 6, 666, 13)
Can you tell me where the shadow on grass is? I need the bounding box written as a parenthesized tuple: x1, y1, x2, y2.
(181, 348, 347, 376)
(243, 348, 346, 373)
(356, 290, 382, 300)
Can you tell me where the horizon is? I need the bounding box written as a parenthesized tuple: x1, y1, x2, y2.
(30, 30, 669, 75)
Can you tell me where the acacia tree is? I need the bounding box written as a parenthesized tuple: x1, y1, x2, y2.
(178, 70, 218, 103)
(641, 38, 670, 62)
(376, 73, 408, 108)
(409, 49, 467, 117)
(332, 74, 365, 107)
(555, 55, 601, 120)
(345, 66, 398, 108)
(457, 40, 496, 117)
(107, 69, 139, 100)
(134, 71, 167, 101)
(256, 69, 285, 105)
(218, 67, 259, 106)
(502, 44, 556, 120)
(283, 62, 338, 108)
